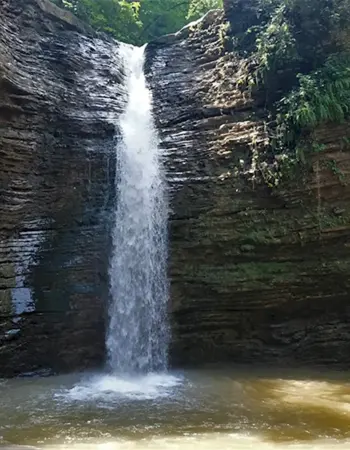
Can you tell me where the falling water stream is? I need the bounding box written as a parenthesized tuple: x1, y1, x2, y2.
(2, 44, 350, 450)
(107, 44, 168, 374)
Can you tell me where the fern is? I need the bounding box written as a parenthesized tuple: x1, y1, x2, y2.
(279, 54, 350, 133)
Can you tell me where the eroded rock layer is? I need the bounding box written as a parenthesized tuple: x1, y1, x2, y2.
(0, 0, 122, 375)
(146, 12, 350, 367)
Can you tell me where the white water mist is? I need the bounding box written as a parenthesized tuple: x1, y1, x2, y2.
(107, 44, 169, 373)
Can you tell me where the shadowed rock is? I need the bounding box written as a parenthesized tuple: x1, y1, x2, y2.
(0, 0, 122, 376)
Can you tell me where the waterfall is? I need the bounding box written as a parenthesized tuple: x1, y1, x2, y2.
(107, 44, 169, 374)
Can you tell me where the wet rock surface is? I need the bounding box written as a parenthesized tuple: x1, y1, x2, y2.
(146, 10, 350, 368)
(0, 0, 123, 376)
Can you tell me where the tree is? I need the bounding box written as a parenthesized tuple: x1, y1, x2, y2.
(51, 0, 142, 43)
(138, 0, 189, 43)
(51, 0, 224, 44)
(187, 0, 223, 19)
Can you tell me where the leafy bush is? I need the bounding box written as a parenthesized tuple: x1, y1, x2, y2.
(254, 3, 300, 88)
(222, 0, 350, 187)
(187, 0, 223, 19)
(51, 0, 224, 44)
(279, 54, 350, 133)
(52, 0, 142, 42)
(228, 0, 350, 179)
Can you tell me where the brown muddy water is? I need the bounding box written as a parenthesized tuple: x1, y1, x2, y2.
(1, 368, 350, 449)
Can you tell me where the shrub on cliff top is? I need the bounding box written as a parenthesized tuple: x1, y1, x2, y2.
(51, 0, 224, 44)
(187, 0, 224, 18)
(278, 54, 350, 133)
(230, 0, 350, 173)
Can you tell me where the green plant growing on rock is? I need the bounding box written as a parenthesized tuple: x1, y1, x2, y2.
(52, 0, 225, 43)
(218, 21, 231, 49)
(51, 0, 142, 42)
(277, 54, 350, 140)
(325, 159, 347, 185)
(227, 0, 350, 186)
(254, 3, 299, 88)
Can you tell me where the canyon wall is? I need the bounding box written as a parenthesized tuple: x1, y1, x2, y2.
(1, 0, 350, 376)
(146, 11, 350, 367)
(0, 0, 121, 375)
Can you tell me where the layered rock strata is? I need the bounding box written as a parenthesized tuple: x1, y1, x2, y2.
(0, 0, 122, 375)
(146, 11, 350, 367)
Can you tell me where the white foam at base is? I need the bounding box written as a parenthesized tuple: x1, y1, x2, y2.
(37, 434, 350, 450)
(57, 373, 181, 402)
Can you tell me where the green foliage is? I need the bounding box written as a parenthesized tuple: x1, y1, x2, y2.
(326, 159, 347, 184)
(138, 0, 188, 43)
(187, 0, 223, 19)
(228, 0, 350, 185)
(254, 4, 299, 84)
(279, 54, 350, 132)
(271, 53, 350, 160)
(51, 0, 224, 44)
(52, 0, 142, 42)
(231, 0, 350, 97)
(218, 21, 231, 48)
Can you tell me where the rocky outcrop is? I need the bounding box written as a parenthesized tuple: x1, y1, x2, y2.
(0, 0, 123, 376)
(146, 10, 350, 367)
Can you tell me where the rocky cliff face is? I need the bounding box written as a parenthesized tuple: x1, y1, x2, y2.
(1, 0, 350, 377)
(0, 0, 122, 375)
(146, 11, 350, 367)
